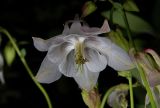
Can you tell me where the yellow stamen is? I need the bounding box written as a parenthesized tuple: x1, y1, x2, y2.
(75, 42, 87, 72)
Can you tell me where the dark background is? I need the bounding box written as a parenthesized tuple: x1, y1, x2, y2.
(0, 0, 160, 108)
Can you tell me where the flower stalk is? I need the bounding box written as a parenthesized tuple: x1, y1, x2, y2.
(127, 73, 134, 108)
(135, 61, 156, 108)
(118, 71, 134, 108)
(122, 8, 156, 107)
(0, 27, 53, 108)
(120, 4, 135, 108)
(121, 8, 134, 49)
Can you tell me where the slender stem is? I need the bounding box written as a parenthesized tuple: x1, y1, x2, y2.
(127, 74, 134, 108)
(119, 3, 156, 108)
(100, 86, 114, 108)
(121, 8, 135, 108)
(0, 27, 53, 108)
(121, 9, 134, 48)
(109, 7, 114, 24)
(135, 62, 156, 108)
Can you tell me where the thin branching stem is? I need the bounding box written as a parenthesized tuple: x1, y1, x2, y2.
(120, 5, 156, 108)
(118, 2, 135, 108)
(0, 27, 53, 108)
(127, 74, 134, 108)
(135, 62, 156, 108)
(121, 9, 134, 48)
(100, 86, 115, 108)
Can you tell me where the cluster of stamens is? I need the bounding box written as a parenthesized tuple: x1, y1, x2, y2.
(75, 42, 86, 64)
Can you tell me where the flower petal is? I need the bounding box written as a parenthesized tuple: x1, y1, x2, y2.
(73, 65, 100, 91)
(147, 70, 160, 87)
(85, 48, 107, 72)
(85, 36, 112, 49)
(69, 20, 83, 34)
(35, 56, 62, 83)
(32, 36, 64, 51)
(86, 37, 134, 71)
(62, 22, 70, 35)
(82, 20, 110, 35)
(47, 42, 74, 63)
(59, 50, 77, 77)
(107, 84, 128, 108)
(107, 43, 134, 71)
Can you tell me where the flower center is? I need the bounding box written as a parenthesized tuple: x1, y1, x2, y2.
(75, 42, 86, 64)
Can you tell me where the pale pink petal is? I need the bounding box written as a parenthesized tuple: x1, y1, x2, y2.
(62, 23, 70, 35)
(32, 36, 64, 51)
(86, 37, 134, 71)
(85, 36, 112, 53)
(59, 50, 78, 77)
(73, 65, 100, 91)
(35, 56, 62, 83)
(85, 48, 107, 72)
(47, 42, 74, 63)
(82, 20, 110, 35)
(146, 69, 160, 87)
(106, 43, 134, 71)
(69, 21, 83, 34)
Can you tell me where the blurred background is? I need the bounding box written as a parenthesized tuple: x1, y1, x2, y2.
(0, 0, 160, 108)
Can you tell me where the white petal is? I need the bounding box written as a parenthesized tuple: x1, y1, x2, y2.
(62, 23, 70, 35)
(32, 36, 64, 51)
(69, 21, 83, 34)
(35, 56, 62, 83)
(82, 20, 110, 35)
(47, 42, 73, 63)
(85, 36, 112, 52)
(85, 48, 107, 72)
(73, 65, 100, 91)
(59, 50, 77, 77)
(107, 43, 134, 71)
(85, 37, 134, 71)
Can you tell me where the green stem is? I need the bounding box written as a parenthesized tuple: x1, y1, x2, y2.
(121, 8, 156, 107)
(127, 74, 134, 108)
(109, 7, 114, 25)
(121, 9, 134, 48)
(136, 62, 156, 108)
(100, 86, 114, 108)
(121, 9, 135, 108)
(0, 27, 52, 108)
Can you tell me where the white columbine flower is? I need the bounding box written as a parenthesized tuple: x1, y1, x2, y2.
(33, 18, 134, 91)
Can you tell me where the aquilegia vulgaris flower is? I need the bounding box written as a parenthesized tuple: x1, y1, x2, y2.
(33, 17, 134, 91)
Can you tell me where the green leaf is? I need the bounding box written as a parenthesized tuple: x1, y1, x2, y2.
(113, 2, 123, 10)
(123, 0, 139, 12)
(102, 10, 154, 34)
(4, 41, 16, 66)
